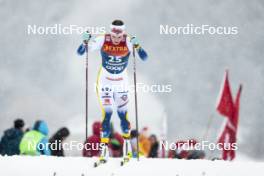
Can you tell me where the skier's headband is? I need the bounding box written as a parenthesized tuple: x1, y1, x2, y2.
(110, 24, 126, 36)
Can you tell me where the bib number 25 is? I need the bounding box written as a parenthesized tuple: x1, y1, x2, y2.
(109, 56, 121, 63)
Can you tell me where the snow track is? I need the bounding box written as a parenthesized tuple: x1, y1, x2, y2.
(0, 156, 263, 176)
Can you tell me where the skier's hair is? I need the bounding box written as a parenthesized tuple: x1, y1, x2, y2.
(112, 20, 124, 26)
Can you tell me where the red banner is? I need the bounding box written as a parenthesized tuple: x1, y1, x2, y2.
(216, 71, 242, 161)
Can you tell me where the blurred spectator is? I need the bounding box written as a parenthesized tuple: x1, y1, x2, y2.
(130, 129, 139, 157)
(139, 127, 151, 157)
(49, 127, 70, 157)
(0, 119, 25, 156)
(83, 121, 101, 157)
(186, 139, 205, 159)
(109, 123, 124, 157)
(148, 134, 159, 158)
(168, 140, 189, 159)
(187, 150, 205, 159)
(168, 139, 205, 159)
(19, 120, 51, 156)
(109, 138, 122, 157)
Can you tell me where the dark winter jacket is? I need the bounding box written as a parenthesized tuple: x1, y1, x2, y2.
(49, 127, 70, 157)
(0, 128, 24, 156)
(148, 142, 159, 158)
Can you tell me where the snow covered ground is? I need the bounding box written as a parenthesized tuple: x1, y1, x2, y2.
(0, 156, 263, 176)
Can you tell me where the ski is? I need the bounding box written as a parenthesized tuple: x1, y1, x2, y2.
(93, 158, 107, 168)
(120, 157, 130, 166)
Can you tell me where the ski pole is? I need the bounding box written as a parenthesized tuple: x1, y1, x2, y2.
(84, 42, 89, 140)
(132, 46, 140, 161)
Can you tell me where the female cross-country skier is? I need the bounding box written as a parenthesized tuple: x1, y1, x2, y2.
(77, 19, 148, 163)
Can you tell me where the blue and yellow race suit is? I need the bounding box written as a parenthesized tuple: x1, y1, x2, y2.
(77, 34, 147, 143)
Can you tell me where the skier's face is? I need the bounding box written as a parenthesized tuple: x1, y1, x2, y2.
(110, 34, 124, 45)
